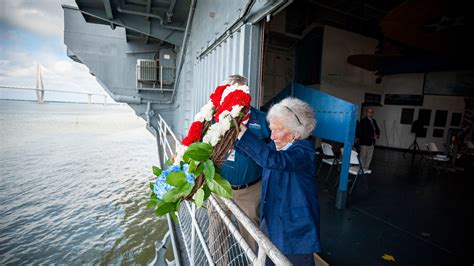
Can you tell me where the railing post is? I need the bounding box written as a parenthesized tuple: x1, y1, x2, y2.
(190, 204, 196, 266)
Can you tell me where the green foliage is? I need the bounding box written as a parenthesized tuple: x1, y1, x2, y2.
(166, 171, 186, 187)
(203, 159, 215, 181)
(194, 188, 205, 208)
(206, 173, 232, 199)
(156, 202, 176, 216)
(183, 142, 212, 162)
(188, 160, 197, 173)
(147, 193, 158, 208)
(195, 162, 204, 176)
(162, 183, 193, 202)
(152, 166, 162, 176)
(169, 212, 178, 223)
(202, 183, 212, 202)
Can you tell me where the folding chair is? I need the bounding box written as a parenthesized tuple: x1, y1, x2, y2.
(317, 142, 341, 183)
(340, 148, 371, 194)
(425, 142, 449, 174)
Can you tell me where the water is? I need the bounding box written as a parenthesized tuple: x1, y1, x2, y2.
(0, 100, 167, 264)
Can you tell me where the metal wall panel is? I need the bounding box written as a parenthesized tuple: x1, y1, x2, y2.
(174, 22, 263, 137)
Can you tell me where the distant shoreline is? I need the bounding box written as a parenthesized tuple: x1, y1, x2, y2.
(0, 98, 121, 106)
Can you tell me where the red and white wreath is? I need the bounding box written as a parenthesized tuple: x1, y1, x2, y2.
(174, 83, 251, 164)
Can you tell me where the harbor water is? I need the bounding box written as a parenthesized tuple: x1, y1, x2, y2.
(0, 100, 167, 264)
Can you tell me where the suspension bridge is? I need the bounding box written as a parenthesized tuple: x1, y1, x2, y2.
(0, 63, 108, 104)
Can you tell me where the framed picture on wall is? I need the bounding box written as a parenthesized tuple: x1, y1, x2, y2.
(451, 112, 462, 126)
(434, 110, 448, 127)
(400, 108, 415, 124)
(364, 93, 382, 105)
(418, 109, 432, 126)
(384, 94, 423, 106)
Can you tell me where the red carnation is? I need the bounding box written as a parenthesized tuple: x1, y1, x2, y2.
(181, 121, 203, 146)
(214, 90, 251, 122)
(210, 84, 231, 107)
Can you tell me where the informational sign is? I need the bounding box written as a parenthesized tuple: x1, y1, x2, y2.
(384, 94, 423, 106)
(364, 93, 382, 105)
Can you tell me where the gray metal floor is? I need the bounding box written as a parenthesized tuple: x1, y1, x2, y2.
(317, 148, 472, 265)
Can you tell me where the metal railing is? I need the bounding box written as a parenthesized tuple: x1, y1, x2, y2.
(155, 113, 291, 266)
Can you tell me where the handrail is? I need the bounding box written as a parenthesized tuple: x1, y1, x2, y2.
(219, 197, 291, 265)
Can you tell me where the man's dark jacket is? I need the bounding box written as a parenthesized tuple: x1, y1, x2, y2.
(357, 117, 380, 146)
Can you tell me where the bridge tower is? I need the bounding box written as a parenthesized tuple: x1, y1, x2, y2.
(35, 63, 44, 103)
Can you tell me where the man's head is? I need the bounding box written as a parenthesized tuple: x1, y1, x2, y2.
(224, 74, 247, 85)
(366, 108, 374, 119)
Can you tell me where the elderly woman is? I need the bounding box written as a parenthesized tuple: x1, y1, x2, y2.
(236, 97, 320, 265)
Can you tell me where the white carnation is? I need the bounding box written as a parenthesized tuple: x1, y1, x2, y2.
(203, 123, 221, 146)
(194, 101, 214, 122)
(230, 105, 243, 118)
(218, 110, 230, 122)
(217, 116, 231, 136)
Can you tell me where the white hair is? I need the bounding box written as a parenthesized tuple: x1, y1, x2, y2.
(267, 97, 316, 139)
(223, 74, 247, 85)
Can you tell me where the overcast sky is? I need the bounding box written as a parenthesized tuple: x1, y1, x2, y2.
(0, 0, 109, 102)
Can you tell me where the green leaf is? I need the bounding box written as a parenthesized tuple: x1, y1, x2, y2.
(165, 159, 172, 167)
(146, 200, 156, 208)
(183, 142, 213, 162)
(156, 202, 176, 216)
(162, 188, 181, 203)
(183, 153, 190, 163)
(195, 162, 204, 176)
(203, 183, 212, 202)
(152, 166, 162, 176)
(207, 173, 233, 199)
(162, 183, 192, 202)
(203, 159, 215, 181)
(149, 182, 154, 191)
(166, 171, 186, 187)
(188, 160, 197, 173)
(170, 211, 178, 223)
(176, 199, 182, 211)
(147, 193, 159, 208)
(194, 189, 205, 208)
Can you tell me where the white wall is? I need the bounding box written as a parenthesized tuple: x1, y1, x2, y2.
(320, 25, 382, 104)
(320, 26, 465, 152)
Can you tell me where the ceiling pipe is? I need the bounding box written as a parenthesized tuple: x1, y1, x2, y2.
(167, 0, 197, 105)
(116, 6, 186, 31)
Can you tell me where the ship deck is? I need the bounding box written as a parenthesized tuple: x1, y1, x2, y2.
(317, 148, 472, 265)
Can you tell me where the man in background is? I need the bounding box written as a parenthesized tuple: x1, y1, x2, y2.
(357, 107, 380, 170)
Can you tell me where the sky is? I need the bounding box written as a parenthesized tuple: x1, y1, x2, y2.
(0, 0, 110, 103)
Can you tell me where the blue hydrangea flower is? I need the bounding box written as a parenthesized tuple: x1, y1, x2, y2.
(153, 174, 173, 199)
(182, 164, 190, 173)
(152, 164, 195, 200)
(186, 173, 195, 185)
(182, 164, 195, 185)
